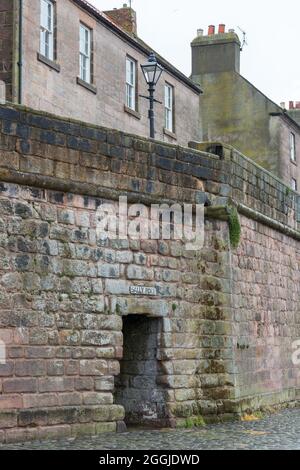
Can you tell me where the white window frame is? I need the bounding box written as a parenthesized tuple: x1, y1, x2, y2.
(79, 23, 92, 84)
(126, 57, 137, 111)
(164, 83, 174, 133)
(290, 132, 296, 162)
(291, 178, 297, 192)
(40, 0, 54, 60)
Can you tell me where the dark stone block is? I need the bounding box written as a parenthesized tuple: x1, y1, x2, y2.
(18, 409, 48, 427)
(16, 124, 29, 139)
(178, 151, 202, 165)
(29, 188, 45, 199)
(122, 135, 133, 148)
(15, 202, 32, 218)
(48, 191, 64, 204)
(39, 130, 58, 145)
(19, 140, 31, 154)
(173, 161, 191, 174)
(15, 254, 31, 271)
(191, 165, 213, 180)
(131, 180, 140, 191)
(108, 145, 125, 159)
(67, 136, 91, 152)
(80, 126, 107, 142)
(111, 159, 122, 173)
(26, 114, 53, 129)
(156, 157, 174, 171)
(38, 223, 49, 238)
(146, 181, 154, 194)
(52, 120, 80, 136)
(133, 139, 152, 152)
(107, 132, 122, 146)
(2, 120, 14, 134)
(155, 144, 176, 158)
(0, 107, 20, 121)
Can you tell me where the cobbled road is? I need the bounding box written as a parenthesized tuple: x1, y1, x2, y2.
(1, 409, 300, 450)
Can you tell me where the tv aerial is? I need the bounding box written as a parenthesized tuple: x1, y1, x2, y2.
(237, 26, 248, 51)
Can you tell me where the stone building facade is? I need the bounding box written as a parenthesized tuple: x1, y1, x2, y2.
(0, 0, 14, 103)
(0, 0, 201, 147)
(191, 25, 300, 190)
(0, 103, 299, 442)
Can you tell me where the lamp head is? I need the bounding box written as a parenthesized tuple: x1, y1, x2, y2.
(141, 52, 163, 86)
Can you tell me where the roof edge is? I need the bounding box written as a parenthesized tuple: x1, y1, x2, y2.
(72, 0, 202, 94)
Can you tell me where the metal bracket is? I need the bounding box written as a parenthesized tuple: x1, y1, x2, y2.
(139, 94, 162, 104)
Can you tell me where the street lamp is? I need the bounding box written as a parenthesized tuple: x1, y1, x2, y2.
(140, 52, 164, 139)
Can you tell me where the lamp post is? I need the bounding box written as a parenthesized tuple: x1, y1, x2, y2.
(140, 52, 163, 139)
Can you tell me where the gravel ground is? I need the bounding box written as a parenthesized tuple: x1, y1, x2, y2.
(1, 408, 299, 450)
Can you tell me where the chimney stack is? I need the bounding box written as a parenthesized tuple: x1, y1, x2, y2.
(104, 4, 137, 35)
(191, 25, 241, 77)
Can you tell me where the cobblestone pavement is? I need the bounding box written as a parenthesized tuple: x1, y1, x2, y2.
(1, 409, 300, 450)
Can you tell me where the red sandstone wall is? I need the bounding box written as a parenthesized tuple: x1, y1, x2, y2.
(232, 214, 300, 408)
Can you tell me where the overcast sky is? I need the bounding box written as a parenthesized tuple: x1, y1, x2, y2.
(91, 0, 299, 106)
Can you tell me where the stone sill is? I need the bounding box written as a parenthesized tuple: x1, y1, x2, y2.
(76, 77, 97, 95)
(124, 105, 141, 120)
(163, 128, 177, 141)
(37, 53, 61, 73)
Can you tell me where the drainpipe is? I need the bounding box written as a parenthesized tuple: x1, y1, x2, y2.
(18, 0, 23, 104)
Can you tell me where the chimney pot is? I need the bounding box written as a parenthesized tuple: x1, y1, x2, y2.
(197, 29, 204, 37)
(280, 102, 286, 109)
(296, 102, 300, 109)
(208, 25, 215, 35)
(289, 101, 295, 110)
(218, 24, 225, 33)
(228, 28, 235, 33)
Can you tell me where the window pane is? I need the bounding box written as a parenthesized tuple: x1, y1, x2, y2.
(165, 85, 174, 132)
(126, 58, 135, 86)
(40, 0, 54, 60)
(79, 24, 91, 83)
(126, 58, 136, 110)
(290, 133, 296, 161)
(126, 60, 131, 84)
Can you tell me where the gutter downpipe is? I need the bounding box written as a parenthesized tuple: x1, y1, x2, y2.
(18, 0, 23, 104)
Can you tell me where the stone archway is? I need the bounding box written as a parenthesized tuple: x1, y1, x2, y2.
(114, 314, 169, 428)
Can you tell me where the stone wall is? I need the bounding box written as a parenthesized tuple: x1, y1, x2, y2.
(232, 215, 300, 407)
(0, 103, 300, 442)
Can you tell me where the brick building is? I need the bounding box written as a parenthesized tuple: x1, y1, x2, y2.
(286, 101, 300, 127)
(0, 0, 201, 147)
(191, 25, 300, 191)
